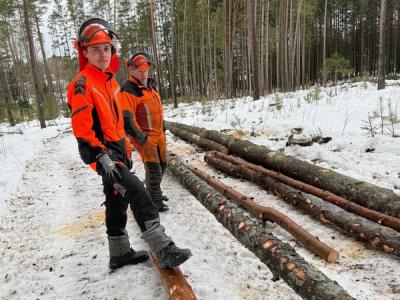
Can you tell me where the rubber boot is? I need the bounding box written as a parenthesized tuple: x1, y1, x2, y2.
(142, 218, 191, 268)
(108, 232, 149, 270)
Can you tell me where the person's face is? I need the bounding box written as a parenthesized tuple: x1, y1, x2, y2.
(83, 43, 112, 71)
(130, 66, 149, 86)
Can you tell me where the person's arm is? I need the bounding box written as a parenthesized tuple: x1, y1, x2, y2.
(67, 76, 107, 164)
(118, 91, 147, 145)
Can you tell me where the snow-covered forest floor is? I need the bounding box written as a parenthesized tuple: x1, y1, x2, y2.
(1, 81, 400, 299)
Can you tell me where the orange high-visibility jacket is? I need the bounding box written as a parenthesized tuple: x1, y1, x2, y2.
(67, 64, 130, 169)
(119, 76, 166, 163)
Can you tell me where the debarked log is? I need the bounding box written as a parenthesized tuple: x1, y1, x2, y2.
(186, 164, 339, 262)
(165, 121, 400, 219)
(150, 252, 197, 300)
(204, 152, 400, 258)
(168, 155, 353, 300)
(168, 125, 229, 154)
(209, 151, 400, 233)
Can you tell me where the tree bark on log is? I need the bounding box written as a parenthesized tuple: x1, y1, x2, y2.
(187, 164, 339, 262)
(168, 126, 229, 154)
(150, 252, 197, 300)
(204, 152, 400, 258)
(168, 155, 353, 300)
(209, 151, 400, 233)
(165, 121, 400, 219)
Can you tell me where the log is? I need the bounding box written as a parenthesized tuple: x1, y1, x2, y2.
(186, 164, 339, 262)
(168, 155, 353, 300)
(150, 252, 197, 300)
(167, 125, 229, 154)
(165, 121, 400, 219)
(204, 152, 400, 258)
(209, 151, 400, 233)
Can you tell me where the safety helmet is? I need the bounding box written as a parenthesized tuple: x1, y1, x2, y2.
(126, 52, 154, 70)
(75, 18, 118, 49)
(74, 18, 120, 73)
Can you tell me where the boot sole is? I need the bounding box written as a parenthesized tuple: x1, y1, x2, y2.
(109, 254, 149, 270)
(158, 254, 191, 268)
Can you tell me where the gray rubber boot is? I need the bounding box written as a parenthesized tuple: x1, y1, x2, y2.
(108, 231, 149, 270)
(142, 218, 191, 268)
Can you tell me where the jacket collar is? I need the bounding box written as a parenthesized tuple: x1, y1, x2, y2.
(128, 75, 148, 89)
(84, 64, 113, 83)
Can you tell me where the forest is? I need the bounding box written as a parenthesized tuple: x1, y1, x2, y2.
(0, 0, 399, 127)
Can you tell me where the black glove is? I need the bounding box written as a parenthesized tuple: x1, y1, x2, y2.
(97, 153, 123, 182)
(136, 131, 148, 146)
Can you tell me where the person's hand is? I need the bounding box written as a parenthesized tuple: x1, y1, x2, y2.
(97, 153, 123, 182)
(137, 132, 148, 146)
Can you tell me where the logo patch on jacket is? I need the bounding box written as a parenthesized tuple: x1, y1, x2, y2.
(74, 76, 86, 95)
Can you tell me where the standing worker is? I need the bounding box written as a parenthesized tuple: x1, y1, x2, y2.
(119, 52, 169, 212)
(67, 18, 191, 270)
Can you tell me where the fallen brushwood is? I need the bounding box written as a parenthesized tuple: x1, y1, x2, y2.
(168, 125, 229, 154)
(186, 164, 339, 262)
(168, 155, 353, 300)
(204, 152, 400, 257)
(208, 151, 400, 233)
(150, 252, 197, 300)
(165, 121, 400, 219)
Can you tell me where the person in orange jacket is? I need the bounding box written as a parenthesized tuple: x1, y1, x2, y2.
(119, 52, 169, 212)
(67, 18, 191, 269)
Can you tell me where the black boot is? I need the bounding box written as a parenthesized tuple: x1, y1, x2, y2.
(142, 219, 191, 268)
(161, 195, 169, 202)
(155, 200, 169, 212)
(109, 248, 149, 270)
(157, 242, 192, 268)
(108, 233, 149, 270)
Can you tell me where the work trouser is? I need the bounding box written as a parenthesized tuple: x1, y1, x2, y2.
(101, 166, 159, 235)
(137, 133, 167, 206)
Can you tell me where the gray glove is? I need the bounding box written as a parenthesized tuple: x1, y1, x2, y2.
(97, 153, 122, 182)
(136, 131, 148, 146)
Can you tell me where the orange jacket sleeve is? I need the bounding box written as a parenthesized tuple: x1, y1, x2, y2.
(67, 76, 106, 164)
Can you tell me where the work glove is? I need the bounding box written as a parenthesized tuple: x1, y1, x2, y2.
(136, 131, 148, 146)
(97, 153, 123, 183)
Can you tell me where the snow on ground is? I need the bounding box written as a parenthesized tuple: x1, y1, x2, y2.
(1, 81, 400, 299)
(0, 120, 70, 216)
(0, 121, 298, 299)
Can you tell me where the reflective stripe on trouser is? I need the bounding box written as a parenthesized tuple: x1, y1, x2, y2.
(108, 230, 130, 256)
(141, 218, 172, 254)
(101, 166, 159, 234)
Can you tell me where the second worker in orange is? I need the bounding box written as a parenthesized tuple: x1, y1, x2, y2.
(119, 52, 169, 212)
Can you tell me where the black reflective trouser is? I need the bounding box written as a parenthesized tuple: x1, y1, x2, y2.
(101, 166, 159, 236)
(144, 160, 167, 206)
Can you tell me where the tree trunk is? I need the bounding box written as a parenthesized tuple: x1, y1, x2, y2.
(22, 0, 46, 128)
(187, 163, 339, 262)
(203, 147, 400, 258)
(0, 65, 16, 126)
(378, 0, 387, 90)
(323, 0, 328, 86)
(165, 121, 400, 218)
(150, 252, 197, 300)
(208, 151, 400, 232)
(168, 126, 228, 154)
(247, 0, 260, 100)
(149, 0, 163, 102)
(168, 156, 353, 300)
(224, 0, 232, 99)
(169, 0, 178, 107)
